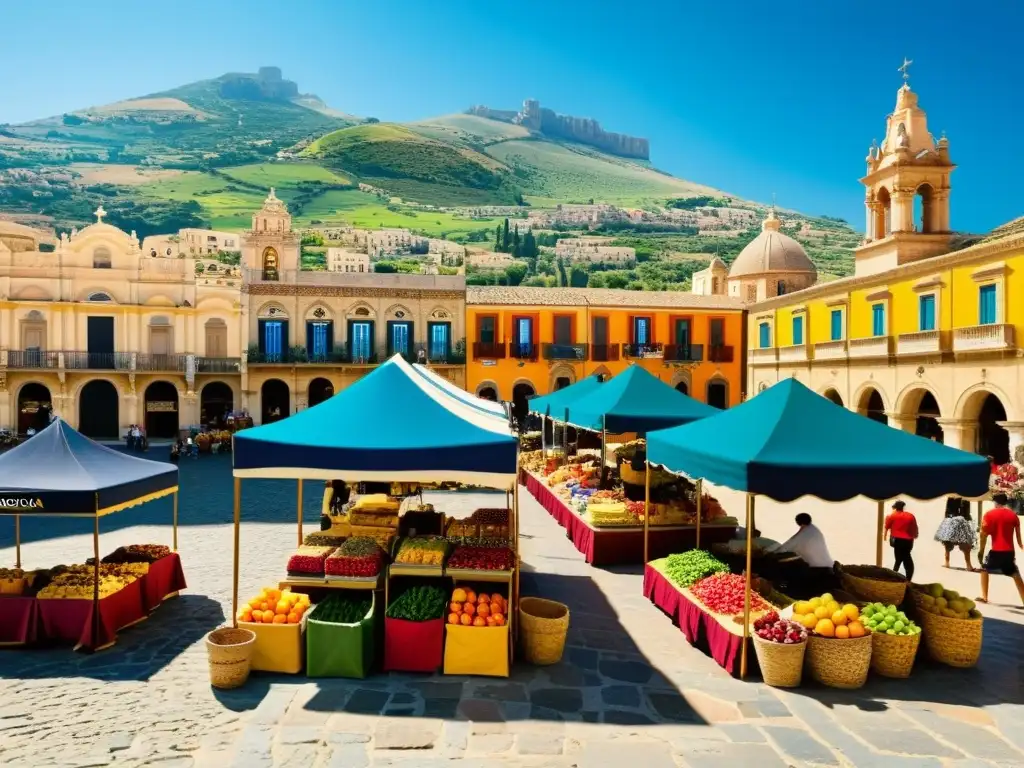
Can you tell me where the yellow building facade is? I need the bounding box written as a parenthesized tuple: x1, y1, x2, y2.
(466, 286, 745, 412)
(747, 76, 1024, 463)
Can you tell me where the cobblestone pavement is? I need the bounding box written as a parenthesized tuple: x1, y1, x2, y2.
(0, 455, 1022, 767)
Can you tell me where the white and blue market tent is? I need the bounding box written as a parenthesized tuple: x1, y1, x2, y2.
(409, 362, 508, 420)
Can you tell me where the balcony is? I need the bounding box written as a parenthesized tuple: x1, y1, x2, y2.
(135, 354, 187, 372)
(509, 342, 538, 362)
(848, 336, 893, 359)
(777, 344, 809, 363)
(6, 350, 60, 369)
(953, 324, 1016, 354)
(622, 343, 664, 359)
(590, 344, 620, 363)
(473, 342, 506, 360)
(62, 352, 133, 371)
(749, 347, 778, 365)
(543, 343, 588, 361)
(814, 340, 848, 361)
(664, 344, 704, 362)
(896, 330, 943, 356)
(708, 344, 734, 364)
(395, 345, 466, 365)
(248, 348, 377, 365)
(196, 357, 242, 374)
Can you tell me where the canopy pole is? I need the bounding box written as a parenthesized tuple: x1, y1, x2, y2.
(740, 493, 755, 679)
(875, 500, 885, 567)
(695, 479, 703, 550)
(172, 491, 179, 552)
(232, 477, 241, 629)
(643, 459, 651, 564)
(297, 480, 304, 547)
(14, 516, 21, 569)
(563, 407, 569, 467)
(541, 415, 546, 458)
(600, 415, 607, 474)
(513, 481, 521, 642)
(92, 514, 100, 650)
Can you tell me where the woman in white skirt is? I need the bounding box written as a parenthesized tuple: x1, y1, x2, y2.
(935, 497, 976, 571)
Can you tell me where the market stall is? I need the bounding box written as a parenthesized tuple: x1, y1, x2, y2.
(645, 378, 990, 680)
(232, 355, 520, 678)
(529, 374, 605, 464)
(0, 420, 184, 650)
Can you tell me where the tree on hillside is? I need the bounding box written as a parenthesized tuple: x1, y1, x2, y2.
(520, 230, 539, 260)
(495, 224, 503, 250)
(501, 218, 511, 252)
(556, 257, 569, 287)
(505, 262, 527, 286)
(569, 264, 589, 288)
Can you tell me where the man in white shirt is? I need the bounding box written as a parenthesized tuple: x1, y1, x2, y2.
(773, 513, 834, 568)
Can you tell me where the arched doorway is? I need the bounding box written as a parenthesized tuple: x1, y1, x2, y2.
(914, 392, 943, 442)
(512, 382, 536, 432)
(308, 377, 334, 408)
(478, 386, 498, 402)
(859, 388, 887, 424)
(262, 379, 289, 423)
(18, 383, 52, 434)
(914, 183, 935, 234)
(976, 394, 1009, 464)
(707, 380, 728, 409)
(675, 381, 689, 395)
(823, 389, 843, 406)
(875, 187, 892, 239)
(144, 381, 179, 439)
(201, 382, 234, 428)
(554, 377, 571, 391)
(79, 380, 119, 439)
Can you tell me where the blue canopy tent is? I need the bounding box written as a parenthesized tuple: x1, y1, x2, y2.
(527, 374, 605, 464)
(645, 377, 990, 677)
(409, 362, 509, 420)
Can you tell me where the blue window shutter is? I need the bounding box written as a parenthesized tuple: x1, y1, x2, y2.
(830, 309, 842, 341)
(758, 323, 770, 349)
(792, 316, 803, 345)
(306, 322, 314, 355)
(919, 295, 935, 331)
(979, 284, 997, 325)
(872, 304, 885, 336)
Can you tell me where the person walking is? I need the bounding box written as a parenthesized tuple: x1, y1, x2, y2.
(977, 492, 1024, 606)
(884, 500, 919, 581)
(935, 496, 976, 571)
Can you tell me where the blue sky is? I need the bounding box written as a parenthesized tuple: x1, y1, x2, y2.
(3, 0, 1021, 232)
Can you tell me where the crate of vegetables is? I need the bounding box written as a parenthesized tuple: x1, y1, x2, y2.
(383, 584, 447, 672)
(325, 537, 385, 582)
(286, 546, 335, 578)
(306, 592, 377, 678)
(446, 545, 515, 577)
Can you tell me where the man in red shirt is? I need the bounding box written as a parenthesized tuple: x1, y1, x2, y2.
(978, 492, 1024, 605)
(884, 500, 919, 581)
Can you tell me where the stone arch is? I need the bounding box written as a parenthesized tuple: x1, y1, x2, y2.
(669, 369, 692, 395)
(305, 303, 332, 321)
(854, 384, 889, 424)
(347, 302, 375, 319)
(86, 291, 115, 303)
(475, 380, 501, 401)
(875, 186, 892, 239)
(308, 377, 335, 407)
(144, 380, 180, 439)
(591, 365, 612, 382)
(894, 383, 945, 420)
(548, 364, 576, 393)
(384, 303, 413, 320)
(256, 301, 289, 319)
(956, 384, 1013, 463)
(78, 379, 119, 439)
(706, 375, 729, 409)
(261, 379, 290, 423)
(821, 387, 843, 406)
(896, 384, 943, 441)
(429, 307, 453, 321)
(954, 382, 1016, 422)
(511, 379, 536, 424)
(11, 286, 53, 301)
(915, 183, 935, 234)
(24, 309, 45, 322)
(853, 382, 891, 415)
(17, 381, 52, 433)
(200, 380, 234, 427)
(93, 246, 112, 269)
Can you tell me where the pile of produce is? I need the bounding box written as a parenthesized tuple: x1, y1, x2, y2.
(663, 550, 729, 589)
(447, 545, 515, 571)
(614, 439, 645, 461)
(472, 508, 509, 526)
(350, 509, 399, 528)
(386, 585, 447, 622)
(303, 533, 348, 548)
(286, 546, 336, 576)
(349, 527, 395, 550)
(518, 449, 544, 474)
(394, 537, 447, 566)
(101, 544, 171, 564)
(690, 573, 771, 616)
(238, 587, 309, 624)
(309, 592, 372, 625)
(447, 587, 507, 627)
(791, 593, 869, 638)
(36, 563, 148, 599)
(546, 467, 572, 486)
(753, 610, 808, 644)
(520, 432, 542, 451)
(915, 583, 982, 619)
(584, 500, 637, 526)
(352, 495, 399, 513)
(326, 537, 385, 578)
(861, 603, 921, 635)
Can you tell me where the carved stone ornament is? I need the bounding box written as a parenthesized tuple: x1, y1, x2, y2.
(313, 307, 326, 319)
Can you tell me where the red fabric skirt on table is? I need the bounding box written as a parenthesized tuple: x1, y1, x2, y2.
(37, 578, 146, 650)
(143, 553, 187, 612)
(0, 596, 38, 645)
(383, 617, 444, 673)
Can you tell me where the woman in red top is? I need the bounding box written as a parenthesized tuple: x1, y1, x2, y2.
(978, 492, 1024, 606)
(884, 500, 919, 581)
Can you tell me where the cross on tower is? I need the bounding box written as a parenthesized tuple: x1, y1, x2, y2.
(94, 205, 107, 224)
(898, 57, 913, 85)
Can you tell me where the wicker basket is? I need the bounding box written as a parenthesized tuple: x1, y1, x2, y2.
(870, 630, 921, 678)
(839, 565, 908, 605)
(916, 610, 983, 668)
(0, 578, 26, 596)
(519, 597, 570, 666)
(805, 633, 873, 689)
(205, 627, 257, 689)
(752, 635, 806, 688)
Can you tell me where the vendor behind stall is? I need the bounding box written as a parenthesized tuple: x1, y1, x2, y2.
(770, 513, 838, 597)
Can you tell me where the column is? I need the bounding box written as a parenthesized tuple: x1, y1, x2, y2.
(891, 191, 912, 233)
(935, 418, 976, 452)
(885, 412, 915, 433)
(996, 422, 1024, 466)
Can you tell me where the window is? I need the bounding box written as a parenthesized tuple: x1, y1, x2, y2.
(777, 281, 786, 296)
(307, 321, 332, 359)
(830, 309, 843, 341)
(259, 319, 286, 362)
(918, 294, 936, 331)
(387, 321, 412, 357)
(792, 315, 804, 346)
(429, 322, 451, 360)
(709, 318, 724, 347)
(633, 317, 651, 345)
(478, 316, 496, 343)
(871, 303, 885, 337)
(758, 322, 771, 349)
(553, 316, 573, 345)
(349, 321, 373, 362)
(92, 247, 111, 269)
(979, 284, 997, 325)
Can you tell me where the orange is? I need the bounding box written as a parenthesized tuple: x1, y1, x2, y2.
(831, 610, 848, 627)
(478, 594, 490, 604)
(262, 609, 275, 623)
(491, 613, 505, 626)
(463, 603, 475, 616)
(249, 598, 262, 610)
(473, 616, 486, 627)
(834, 625, 850, 639)
(842, 604, 859, 621)
(448, 613, 460, 625)
(259, 602, 269, 613)
(460, 613, 473, 626)
(847, 621, 866, 638)
(452, 587, 467, 602)
(276, 601, 291, 615)
(800, 613, 818, 630)
(272, 613, 287, 624)
(813, 606, 830, 620)
(485, 616, 496, 626)
(287, 612, 300, 624)
(266, 588, 281, 601)
(814, 619, 836, 637)
(465, 589, 477, 604)
(450, 601, 463, 614)
(476, 604, 490, 618)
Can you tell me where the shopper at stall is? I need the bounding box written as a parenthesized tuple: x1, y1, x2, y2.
(884, 500, 919, 581)
(935, 496, 976, 571)
(977, 492, 1024, 606)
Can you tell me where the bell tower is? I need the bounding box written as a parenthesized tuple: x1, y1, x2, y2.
(853, 60, 955, 277)
(241, 188, 300, 282)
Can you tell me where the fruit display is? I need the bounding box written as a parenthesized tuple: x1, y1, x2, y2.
(447, 587, 507, 627)
(472, 508, 509, 527)
(690, 573, 771, 616)
(36, 563, 148, 600)
(447, 545, 515, 571)
(309, 592, 372, 625)
(791, 593, 869, 639)
(663, 550, 730, 589)
(915, 583, 982, 619)
(286, 546, 336, 576)
(753, 611, 808, 644)
(349, 527, 395, 550)
(394, 536, 447, 566)
(861, 603, 921, 635)
(349, 510, 399, 528)
(326, 537, 385, 578)
(386, 585, 447, 622)
(518, 449, 544, 474)
(303, 533, 348, 548)
(584, 500, 636, 526)
(238, 587, 309, 624)
(101, 544, 171, 564)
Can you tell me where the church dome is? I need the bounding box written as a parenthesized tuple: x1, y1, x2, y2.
(728, 211, 816, 278)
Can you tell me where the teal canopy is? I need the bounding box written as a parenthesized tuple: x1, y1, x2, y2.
(529, 374, 604, 418)
(234, 355, 517, 488)
(562, 365, 718, 434)
(646, 378, 990, 502)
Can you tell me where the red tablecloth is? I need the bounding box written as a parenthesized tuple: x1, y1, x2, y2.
(644, 564, 750, 677)
(522, 471, 737, 566)
(143, 553, 187, 612)
(37, 578, 146, 650)
(0, 596, 38, 645)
